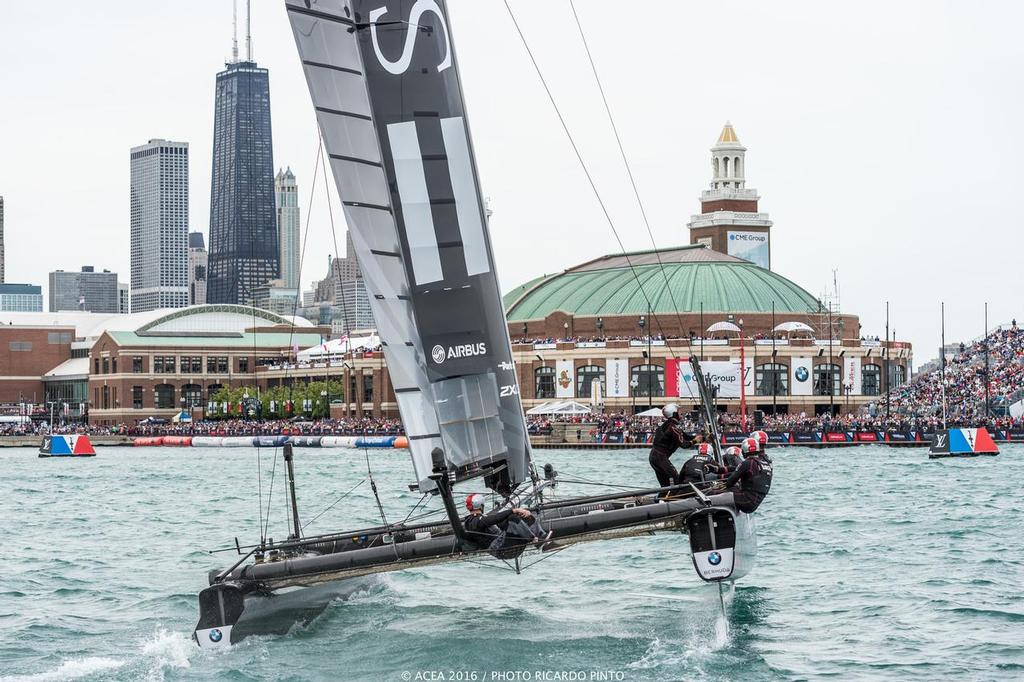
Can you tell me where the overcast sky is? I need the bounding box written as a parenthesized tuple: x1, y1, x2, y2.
(2, 1, 1022, 360)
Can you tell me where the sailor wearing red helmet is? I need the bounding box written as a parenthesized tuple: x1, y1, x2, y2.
(463, 493, 554, 555)
(749, 430, 769, 453)
(648, 403, 702, 492)
(679, 441, 723, 485)
(721, 436, 774, 513)
(721, 445, 744, 473)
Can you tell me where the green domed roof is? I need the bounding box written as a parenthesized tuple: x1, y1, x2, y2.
(504, 245, 820, 321)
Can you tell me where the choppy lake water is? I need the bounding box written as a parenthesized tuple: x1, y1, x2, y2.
(1, 445, 1021, 681)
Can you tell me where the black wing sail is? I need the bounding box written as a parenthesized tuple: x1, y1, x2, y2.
(286, 0, 531, 493)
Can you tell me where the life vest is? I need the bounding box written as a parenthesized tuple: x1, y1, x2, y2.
(652, 419, 682, 456)
(748, 456, 773, 496)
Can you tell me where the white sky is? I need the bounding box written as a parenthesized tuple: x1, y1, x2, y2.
(1, 1, 1022, 360)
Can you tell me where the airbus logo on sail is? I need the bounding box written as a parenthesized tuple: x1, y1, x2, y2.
(369, 1, 452, 75)
(431, 342, 487, 364)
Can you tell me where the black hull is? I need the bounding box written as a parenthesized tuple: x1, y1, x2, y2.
(195, 488, 750, 647)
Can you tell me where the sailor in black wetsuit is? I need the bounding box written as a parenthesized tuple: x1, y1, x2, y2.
(463, 494, 553, 557)
(680, 443, 723, 485)
(648, 404, 700, 490)
(721, 445, 744, 474)
(723, 437, 773, 513)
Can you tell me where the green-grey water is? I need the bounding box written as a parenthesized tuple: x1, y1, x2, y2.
(1, 445, 1021, 681)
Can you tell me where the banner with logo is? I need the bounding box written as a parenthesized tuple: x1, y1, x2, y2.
(791, 357, 812, 396)
(843, 356, 862, 395)
(730, 356, 754, 397)
(555, 360, 574, 398)
(606, 358, 629, 397)
(727, 230, 769, 269)
(679, 361, 744, 399)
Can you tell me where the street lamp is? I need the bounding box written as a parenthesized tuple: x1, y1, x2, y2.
(563, 321, 569, 340)
(596, 317, 604, 339)
(630, 377, 639, 415)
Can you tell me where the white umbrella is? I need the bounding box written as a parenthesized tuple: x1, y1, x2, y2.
(773, 321, 814, 333)
(707, 321, 741, 333)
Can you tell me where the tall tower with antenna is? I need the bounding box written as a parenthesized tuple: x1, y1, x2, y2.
(208, 0, 279, 305)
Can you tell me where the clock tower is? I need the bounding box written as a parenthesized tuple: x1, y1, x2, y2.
(687, 122, 773, 269)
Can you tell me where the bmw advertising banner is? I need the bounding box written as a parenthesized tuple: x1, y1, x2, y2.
(791, 357, 813, 396)
(727, 230, 770, 269)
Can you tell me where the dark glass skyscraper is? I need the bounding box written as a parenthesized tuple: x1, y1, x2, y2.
(207, 59, 278, 305)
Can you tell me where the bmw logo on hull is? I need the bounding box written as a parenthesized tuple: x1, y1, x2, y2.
(209, 628, 223, 643)
(708, 551, 722, 566)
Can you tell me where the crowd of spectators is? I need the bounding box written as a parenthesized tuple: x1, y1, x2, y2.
(4, 323, 1019, 442)
(887, 322, 1023, 423)
(0, 417, 404, 438)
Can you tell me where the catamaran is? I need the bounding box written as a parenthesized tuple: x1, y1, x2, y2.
(193, 0, 758, 647)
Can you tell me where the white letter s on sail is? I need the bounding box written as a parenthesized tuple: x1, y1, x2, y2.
(369, 1, 452, 75)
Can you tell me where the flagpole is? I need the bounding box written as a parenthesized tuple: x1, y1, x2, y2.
(941, 301, 947, 429)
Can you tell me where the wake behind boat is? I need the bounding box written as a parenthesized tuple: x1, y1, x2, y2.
(194, 0, 761, 648)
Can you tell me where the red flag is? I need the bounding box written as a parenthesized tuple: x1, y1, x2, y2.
(665, 358, 679, 397)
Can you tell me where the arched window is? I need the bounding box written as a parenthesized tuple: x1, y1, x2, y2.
(535, 366, 556, 399)
(713, 157, 720, 178)
(181, 383, 203, 407)
(631, 364, 665, 397)
(576, 365, 605, 398)
(888, 364, 907, 388)
(207, 384, 223, 403)
(734, 156, 741, 177)
(154, 384, 175, 409)
(722, 156, 730, 177)
(755, 363, 789, 396)
(862, 364, 881, 396)
(813, 364, 841, 396)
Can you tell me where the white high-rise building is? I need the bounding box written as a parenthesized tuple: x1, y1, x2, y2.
(118, 282, 130, 314)
(275, 167, 300, 289)
(130, 139, 190, 312)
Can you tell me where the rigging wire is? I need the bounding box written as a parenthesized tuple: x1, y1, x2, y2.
(568, 0, 689, 347)
(502, 1, 687, 360)
(261, 134, 327, 543)
(301, 478, 366, 531)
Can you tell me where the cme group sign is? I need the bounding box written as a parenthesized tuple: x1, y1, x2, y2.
(727, 230, 770, 269)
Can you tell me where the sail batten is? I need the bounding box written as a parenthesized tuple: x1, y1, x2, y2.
(287, 0, 531, 493)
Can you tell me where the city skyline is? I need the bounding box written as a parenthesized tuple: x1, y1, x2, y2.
(1, 1, 1023, 355)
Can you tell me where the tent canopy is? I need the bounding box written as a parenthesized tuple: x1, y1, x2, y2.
(526, 400, 593, 415)
(773, 321, 814, 333)
(636, 407, 664, 417)
(707, 321, 741, 333)
(298, 334, 380, 362)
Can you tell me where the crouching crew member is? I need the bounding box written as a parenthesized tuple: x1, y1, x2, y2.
(648, 404, 701, 490)
(723, 437, 773, 513)
(680, 442, 723, 484)
(721, 445, 744, 474)
(463, 494, 553, 557)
